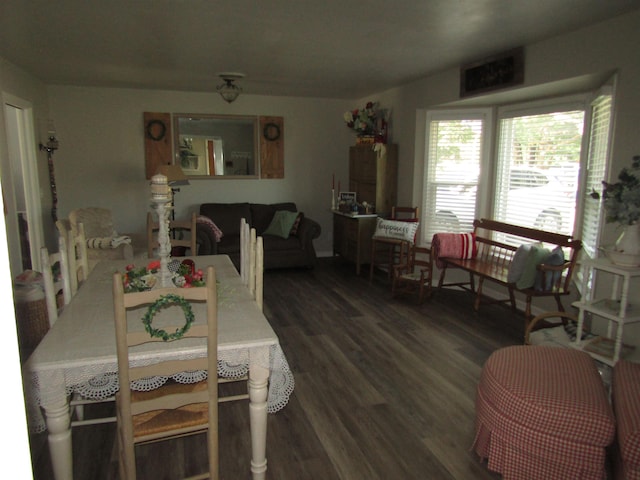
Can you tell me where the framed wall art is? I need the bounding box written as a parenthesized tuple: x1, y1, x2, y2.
(460, 47, 524, 98)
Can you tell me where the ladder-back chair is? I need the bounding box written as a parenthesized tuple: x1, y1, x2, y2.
(369, 206, 419, 282)
(147, 211, 197, 258)
(40, 236, 72, 327)
(113, 266, 219, 480)
(391, 245, 433, 303)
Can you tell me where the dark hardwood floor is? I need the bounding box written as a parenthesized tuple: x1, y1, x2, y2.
(29, 257, 526, 479)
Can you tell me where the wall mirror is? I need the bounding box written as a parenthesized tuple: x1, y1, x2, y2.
(174, 114, 259, 178)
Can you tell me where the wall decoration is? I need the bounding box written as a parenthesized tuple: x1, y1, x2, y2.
(259, 116, 284, 178)
(144, 112, 172, 179)
(460, 47, 524, 98)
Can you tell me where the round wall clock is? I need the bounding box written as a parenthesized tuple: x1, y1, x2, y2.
(146, 119, 167, 141)
(263, 122, 281, 141)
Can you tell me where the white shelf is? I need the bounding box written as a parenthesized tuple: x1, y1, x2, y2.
(574, 257, 640, 365)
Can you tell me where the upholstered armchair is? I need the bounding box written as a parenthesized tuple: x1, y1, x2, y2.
(67, 207, 134, 271)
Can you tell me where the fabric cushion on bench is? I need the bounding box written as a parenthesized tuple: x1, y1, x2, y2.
(612, 359, 640, 480)
(534, 245, 565, 291)
(507, 243, 534, 283)
(473, 345, 615, 480)
(431, 232, 477, 268)
(515, 244, 550, 289)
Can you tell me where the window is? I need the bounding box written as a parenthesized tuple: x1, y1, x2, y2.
(580, 89, 613, 258)
(494, 105, 584, 237)
(422, 111, 490, 242)
(422, 90, 614, 249)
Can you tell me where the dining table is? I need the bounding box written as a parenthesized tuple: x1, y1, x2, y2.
(23, 255, 294, 480)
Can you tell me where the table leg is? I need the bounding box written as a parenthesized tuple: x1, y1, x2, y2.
(43, 398, 73, 480)
(248, 362, 269, 480)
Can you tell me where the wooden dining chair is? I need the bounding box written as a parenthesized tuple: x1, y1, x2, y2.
(240, 219, 258, 294)
(255, 236, 264, 311)
(391, 245, 433, 303)
(68, 222, 90, 295)
(370, 206, 419, 282)
(147, 211, 197, 258)
(113, 265, 219, 480)
(40, 236, 72, 327)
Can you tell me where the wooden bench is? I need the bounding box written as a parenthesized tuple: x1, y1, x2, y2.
(435, 218, 582, 322)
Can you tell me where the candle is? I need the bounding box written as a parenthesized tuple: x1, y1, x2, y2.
(332, 173, 335, 190)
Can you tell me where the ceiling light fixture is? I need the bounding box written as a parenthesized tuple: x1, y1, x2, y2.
(216, 72, 245, 103)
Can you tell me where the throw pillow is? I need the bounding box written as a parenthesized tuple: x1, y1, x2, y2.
(534, 246, 565, 291)
(374, 218, 419, 243)
(263, 210, 299, 239)
(507, 244, 532, 283)
(515, 244, 550, 290)
(290, 212, 304, 236)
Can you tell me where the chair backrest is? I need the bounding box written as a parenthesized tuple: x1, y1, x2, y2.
(255, 236, 264, 311)
(407, 245, 432, 272)
(147, 212, 197, 258)
(40, 236, 72, 327)
(240, 218, 250, 285)
(68, 222, 90, 295)
(69, 207, 116, 239)
(239, 219, 258, 294)
(391, 206, 419, 221)
(392, 206, 420, 244)
(112, 265, 218, 477)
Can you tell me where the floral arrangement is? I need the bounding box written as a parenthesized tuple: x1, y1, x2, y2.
(591, 155, 640, 225)
(343, 101, 389, 137)
(123, 260, 205, 292)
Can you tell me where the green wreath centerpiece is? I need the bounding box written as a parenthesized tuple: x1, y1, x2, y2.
(142, 293, 194, 341)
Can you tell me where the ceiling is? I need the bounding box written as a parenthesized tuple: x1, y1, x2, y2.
(1, 0, 639, 99)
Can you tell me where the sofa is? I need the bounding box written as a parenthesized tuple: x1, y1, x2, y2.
(196, 202, 321, 270)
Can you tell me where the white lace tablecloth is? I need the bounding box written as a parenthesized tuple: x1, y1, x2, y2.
(23, 255, 294, 434)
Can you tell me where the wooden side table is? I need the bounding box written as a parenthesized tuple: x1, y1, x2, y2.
(332, 211, 377, 275)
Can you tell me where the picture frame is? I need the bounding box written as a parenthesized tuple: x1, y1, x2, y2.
(460, 47, 524, 98)
(338, 191, 356, 204)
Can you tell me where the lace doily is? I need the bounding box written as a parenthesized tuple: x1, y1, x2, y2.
(25, 344, 293, 433)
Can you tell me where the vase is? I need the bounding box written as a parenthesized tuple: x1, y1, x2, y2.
(615, 222, 640, 256)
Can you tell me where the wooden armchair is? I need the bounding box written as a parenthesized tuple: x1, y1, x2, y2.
(68, 207, 133, 271)
(370, 206, 419, 282)
(391, 245, 433, 303)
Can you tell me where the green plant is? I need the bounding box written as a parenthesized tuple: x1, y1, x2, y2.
(591, 155, 640, 225)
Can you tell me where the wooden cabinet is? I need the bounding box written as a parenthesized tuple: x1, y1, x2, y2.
(333, 213, 377, 275)
(349, 144, 398, 217)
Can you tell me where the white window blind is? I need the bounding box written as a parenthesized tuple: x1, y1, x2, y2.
(423, 115, 485, 242)
(581, 91, 613, 258)
(494, 109, 584, 241)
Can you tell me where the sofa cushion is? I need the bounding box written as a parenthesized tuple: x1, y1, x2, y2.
(290, 212, 304, 236)
(200, 203, 251, 237)
(263, 210, 299, 239)
(251, 202, 297, 234)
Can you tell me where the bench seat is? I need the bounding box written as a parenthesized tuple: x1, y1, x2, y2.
(435, 218, 582, 323)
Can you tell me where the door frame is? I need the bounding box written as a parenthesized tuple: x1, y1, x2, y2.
(2, 92, 44, 277)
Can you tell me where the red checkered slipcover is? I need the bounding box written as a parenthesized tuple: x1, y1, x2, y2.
(473, 345, 615, 480)
(613, 359, 640, 480)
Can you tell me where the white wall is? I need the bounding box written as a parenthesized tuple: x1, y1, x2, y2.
(48, 87, 355, 255)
